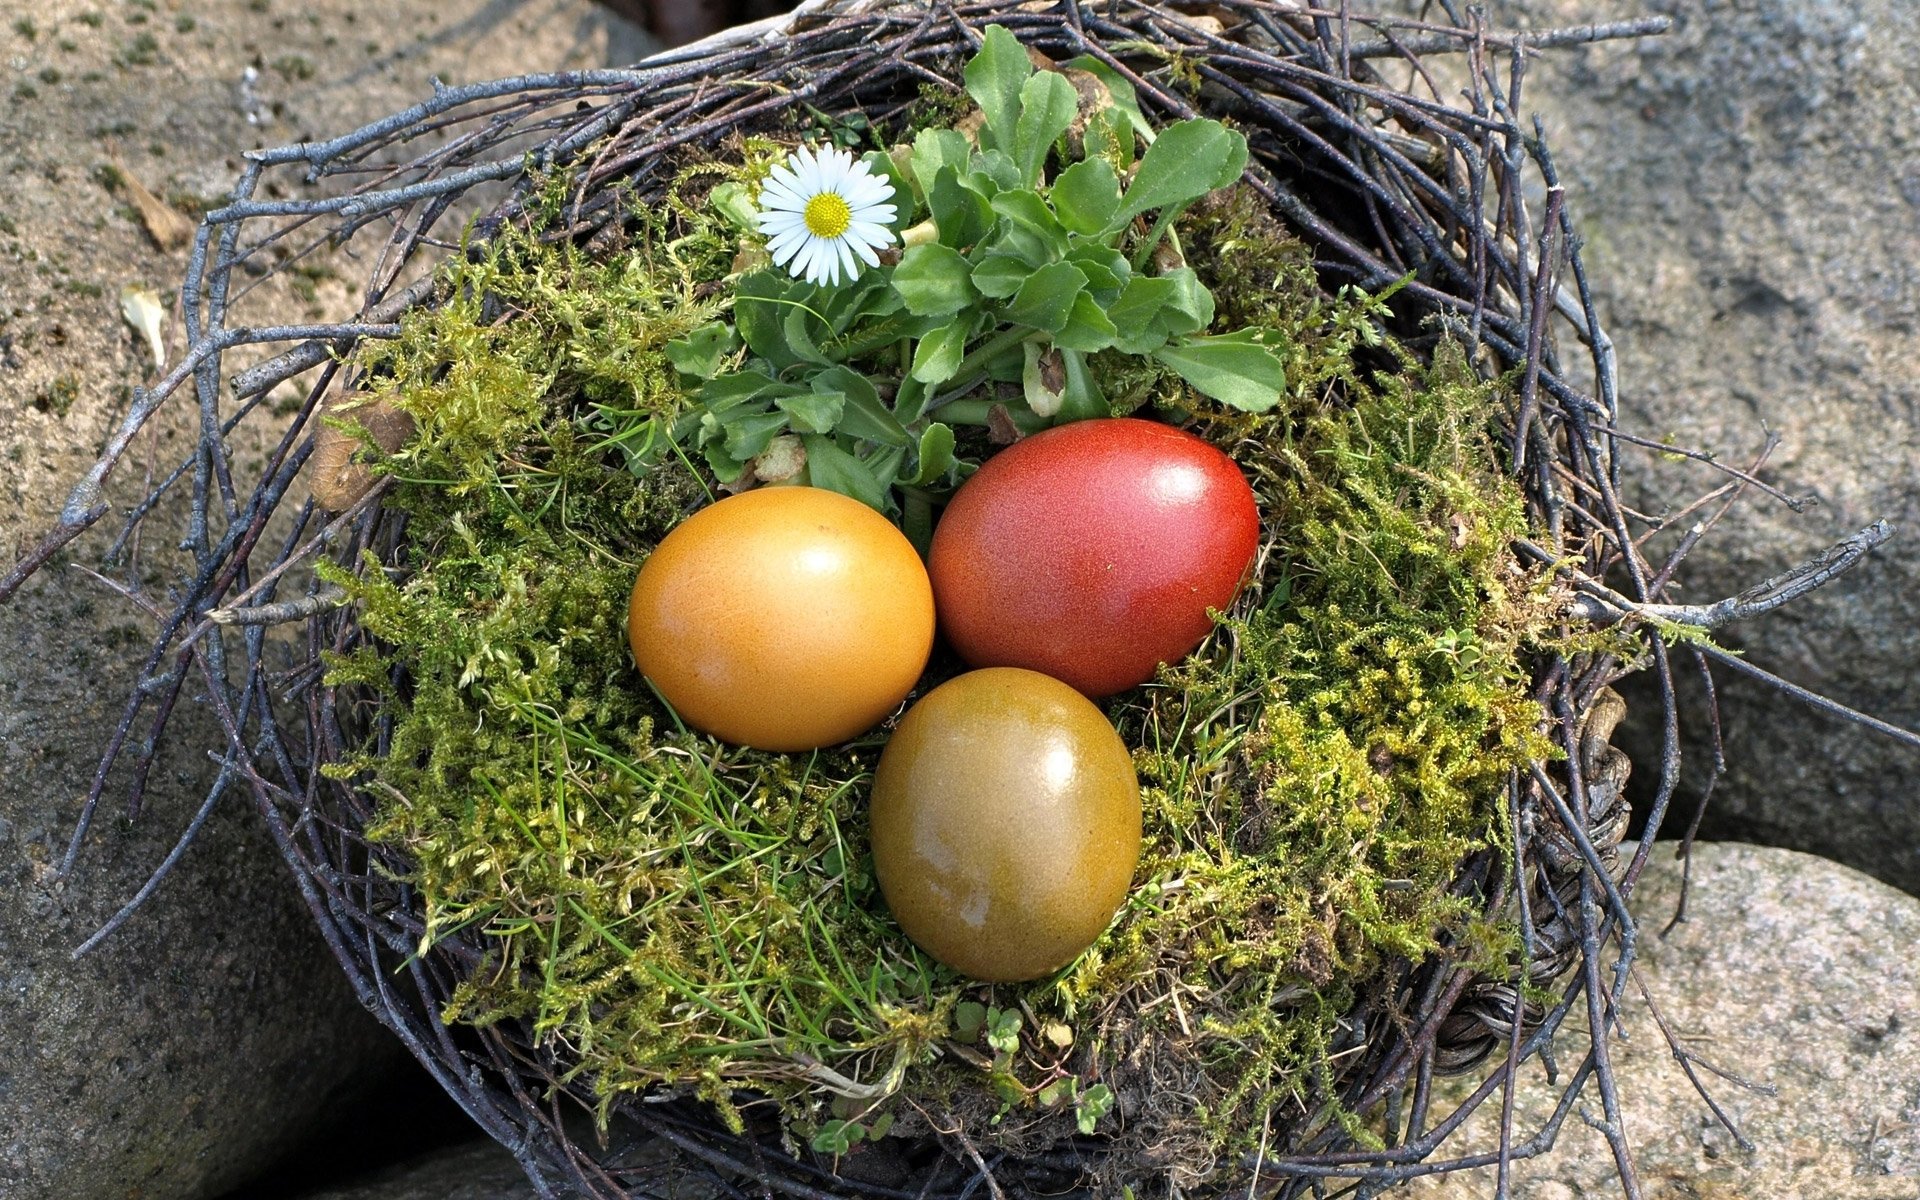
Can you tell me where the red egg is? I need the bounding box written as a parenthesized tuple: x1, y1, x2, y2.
(927, 417, 1259, 697)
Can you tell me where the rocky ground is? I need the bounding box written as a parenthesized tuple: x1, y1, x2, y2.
(2, 0, 1916, 1198)
(1481, 0, 1920, 895)
(0, 2, 651, 1198)
(1412, 844, 1920, 1199)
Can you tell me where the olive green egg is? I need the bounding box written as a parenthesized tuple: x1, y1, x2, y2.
(868, 667, 1142, 982)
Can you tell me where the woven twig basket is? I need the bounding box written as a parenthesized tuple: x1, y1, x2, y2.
(8, 2, 1738, 1195)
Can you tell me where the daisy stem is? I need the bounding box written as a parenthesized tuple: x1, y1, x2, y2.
(923, 327, 1034, 415)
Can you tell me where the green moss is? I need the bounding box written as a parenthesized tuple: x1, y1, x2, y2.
(328, 155, 1570, 1175)
(33, 373, 80, 417)
(116, 31, 159, 67)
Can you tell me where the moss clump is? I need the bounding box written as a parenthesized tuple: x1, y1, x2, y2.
(324, 156, 1569, 1181)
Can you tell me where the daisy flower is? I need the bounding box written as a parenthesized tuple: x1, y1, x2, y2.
(755, 145, 898, 287)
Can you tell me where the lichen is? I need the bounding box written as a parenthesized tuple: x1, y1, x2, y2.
(321, 154, 1571, 1184)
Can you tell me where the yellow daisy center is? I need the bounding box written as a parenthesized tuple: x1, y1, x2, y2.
(803, 192, 852, 239)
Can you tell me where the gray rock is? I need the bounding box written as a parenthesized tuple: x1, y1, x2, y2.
(1475, 0, 1920, 893)
(0, 2, 651, 1198)
(1410, 842, 1920, 1197)
(286, 1141, 538, 1200)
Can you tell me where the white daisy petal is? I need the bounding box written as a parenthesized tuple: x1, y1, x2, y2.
(848, 203, 896, 228)
(798, 237, 825, 284)
(768, 162, 804, 195)
(819, 146, 848, 184)
(767, 227, 807, 263)
(845, 173, 893, 208)
(848, 235, 881, 269)
(846, 221, 894, 251)
(760, 178, 806, 209)
(834, 239, 859, 282)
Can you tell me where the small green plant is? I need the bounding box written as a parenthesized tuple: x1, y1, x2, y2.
(626, 26, 1287, 537)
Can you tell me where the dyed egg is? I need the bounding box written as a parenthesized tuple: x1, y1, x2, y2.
(869, 668, 1141, 982)
(927, 417, 1260, 697)
(628, 486, 935, 751)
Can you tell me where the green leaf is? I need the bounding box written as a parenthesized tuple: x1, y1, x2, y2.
(1005, 261, 1087, 333)
(858, 149, 914, 232)
(891, 376, 931, 425)
(1057, 348, 1107, 421)
(985, 1006, 1022, 1055)
(702, 439, 746, 483)
(954, 1001, 988, 1040)
(1157, 266, 1216, 334)
(810, 1119, 863, 1155)
(802, 434, 890, 510)
(970, 254, 1030, 299)
(1054, 291, 1117, 353)
(664, 320, 729, 376)
(1115, 119, 1249, 224)
(963, 25, 1032, 152)
(775, 390, 842, 435)
(910, 129, 971, 199)
(708, 181, 758, 231)
(990, 189, 1065, 246)
(734, 270, 808, 371)
(892, 243, 977, 316)
(928, 166, 993, 249)
(1013, 70, 1077, 186)
(815, 365, 910, 446)
(972, 149, 1022, 194)
(1107, 276, 1179, 353)
(722, 410, 790, 460)
(696, 369, 790, 417)
(1075, 1083, 1115, 1135)
(1153, 330, 1287, 411)
(1050, 158, 1121, 235)
(911, 320, 970, 385)
(782, 302, 832, 367)
(1065, 242, 1129, 302)
(864, 443, 907, 489)
(905, 422, 956, 485)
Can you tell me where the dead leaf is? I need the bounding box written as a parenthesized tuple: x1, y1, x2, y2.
(111, 154, 195, 252)
(986, 403, 1024, 445)
(119, 286, 167, 371)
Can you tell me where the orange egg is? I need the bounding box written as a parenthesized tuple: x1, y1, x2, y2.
(628, 486, 935, 751)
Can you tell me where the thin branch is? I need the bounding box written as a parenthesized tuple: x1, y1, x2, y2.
(1568, 520, 1895, 628)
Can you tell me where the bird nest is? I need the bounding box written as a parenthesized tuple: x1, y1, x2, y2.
(7, 1, 1900, 1197)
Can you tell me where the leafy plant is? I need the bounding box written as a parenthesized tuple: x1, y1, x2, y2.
(644, 24, 1289, 521)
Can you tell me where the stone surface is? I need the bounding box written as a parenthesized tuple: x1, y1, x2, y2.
(1469, 0, 1920, 893)
(0, 3, 651, 1199)
(1410, 843, 1920, 1198)
(281, 1141, 538, 1200)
